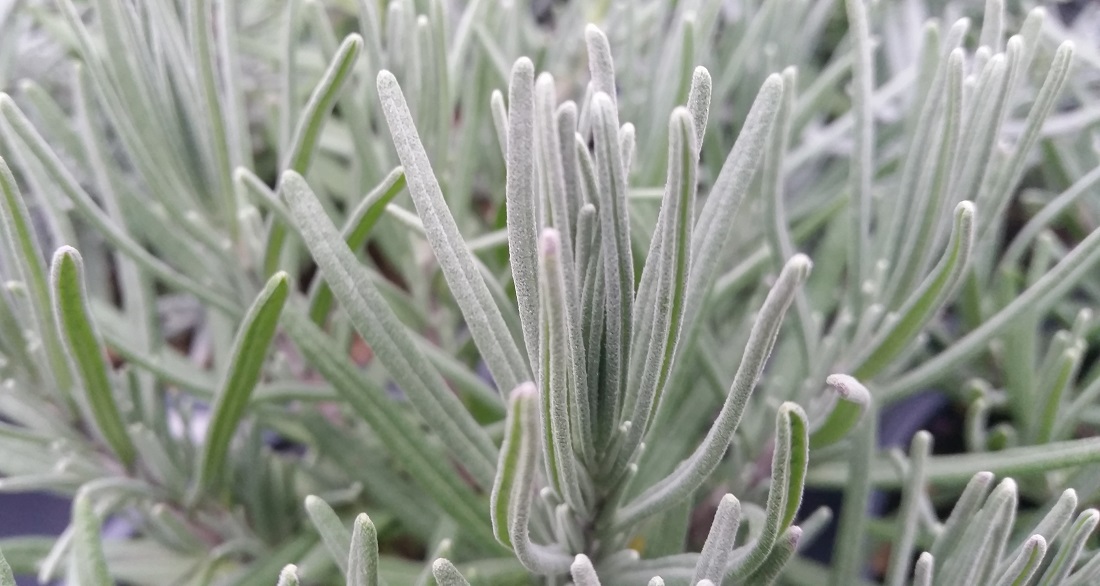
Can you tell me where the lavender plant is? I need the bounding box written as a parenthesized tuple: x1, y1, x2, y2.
(0, 0, 1099, 585)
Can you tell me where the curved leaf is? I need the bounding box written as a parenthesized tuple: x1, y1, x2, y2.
(50, 246, 135, 467)
(198, 271, 289, 490)
(809, 374, 872, 450)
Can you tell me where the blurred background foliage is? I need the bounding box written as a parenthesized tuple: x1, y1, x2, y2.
(0, 0, 1099, 584)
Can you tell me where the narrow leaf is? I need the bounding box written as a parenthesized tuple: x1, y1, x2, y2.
(489, 384, 572, 574)
(585, 25, 616, 110)
(570, 554, 601, 586)
(305, 495, 352, 574)
(376, 70, 528, 391)
(693, 494, 741, 584)
(50, 246, 135, 467)
(686, 66, 711, 146)
(266, 33, 363, 276)
(683, 75, 783, 341)
(277, 565, 301, 586)
(612, 255, 811, 530)
(72, 494, 111, 586)
(994, 535, 1046, 586)
(886, 431, 932, 586)
(914, 553, 934, 586)
(730, 403, 809, 579)
(618, 107, 697, 474)
(432, 559, 471, 586)
(198, 271, 289, 490)
(0, 156, 73, 395)
(505, 57, 540, 375)
(938, 479, 1017, 584)
(809, 374, 872, 450)
(829, 406, 875, 586)
(1036, 509, 1099, 586)
(307, 167, 407, 324)
(348, 513, 380, 586)
(538, 228, 590, 515)
(855, 201, 976, 380)
(283, 172, 497, 487)
(807, 439, 1100, 488)
(742, 526, 801, 585)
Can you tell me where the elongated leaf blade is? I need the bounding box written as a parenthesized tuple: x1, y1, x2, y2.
(613, 255, 811, 530)
(376, 70, 529, 392)
(305, 495, 352, 574)
(693, 494, 741, 583)
(198, 271, 289, 490)
(50, 246, 135, 467)
(348, 513, 380, 586)
(0, 157, 72, 395)
(307, 168, 407, 324)
(809, 374, 872, 450)
(283, 172, 497, 487)
(505, 58, 540, 374)
(855, 202, 975, 380)
(72, 494, 111, 586)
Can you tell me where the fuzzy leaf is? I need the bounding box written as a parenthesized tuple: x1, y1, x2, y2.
(72, 494, 111, 586)
(199, 271, 288, 490)
(613, 255, 811, 530)
(0, 157, 72, 397)
(886, 431, 933, 586)
(619, 107, 697, 474)
(855, 201, 976, 380)
(348, 513, 380, 586)
(809, 374, 872, 449)
(489, 384, 572, 574)
(693, 494, 741, 584)
(939, 479, 1018, 584)
(505, 58, 540, 376)
(276, 565, 301, 586)
(308, 167, 407, 324)
(50, 246, 135, 467)
(994, 535, 1046, 586)
(537, 229, 590, 514)
(730, 403, 808, 579)
(808, 440, 1100, 488)
(742, 526, 802, 585)
(590, 90, 634, 435)
(1036, 509, 1099, 586)
(0, 547, 13, 586)
(376, 69, 529, 392)
(432, 559, 471, 586)
(570, 555, 601, 586)
(265, 32, 363, 276)
(914, 553, 934, 586)
(283, 172, 497, 487)
(305, 495, 352, 574)
(683, 74, 783, 346)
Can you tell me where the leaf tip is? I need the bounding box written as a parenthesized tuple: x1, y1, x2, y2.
(540, 228, 561, 257)
(512, 57, 535, 78)
(343, 32, 364, 50)
(824, 374, 871, 404)
(511, 381, 537, 401)
(377, 69, 399, 93)
(585, 23, 607, 44)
